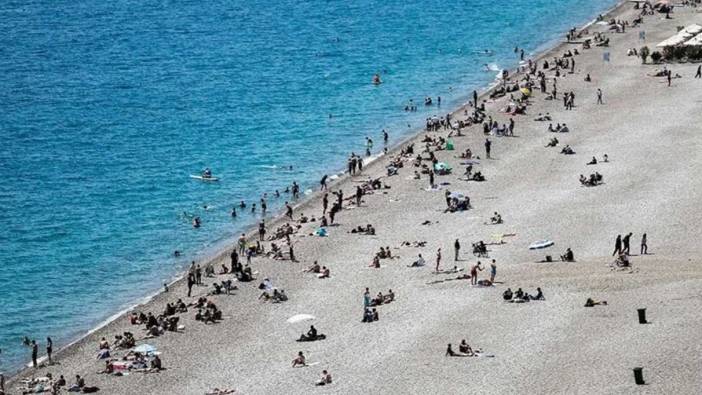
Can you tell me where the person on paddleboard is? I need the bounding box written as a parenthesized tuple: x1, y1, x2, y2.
(202, 168, 212, 178)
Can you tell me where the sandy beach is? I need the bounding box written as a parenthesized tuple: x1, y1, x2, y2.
(7, 2, 702, 394)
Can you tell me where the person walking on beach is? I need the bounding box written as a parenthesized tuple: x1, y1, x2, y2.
(187, 272, 195, 297)
(641, 233, 648, 254)
(490, 259, 497, 283)
(696, 65, 701, 79)
(320, 174, 328, 191)
(355, 186, 363, 207)
(429, 169, 435, 189)
(454, 239, 461, 261)
(285, 202, 293, 219)
(46, 337, 53, 365)
(363, 288, 371, 307)
(612, 234, 622, 256)
(473, 90, 478, 107)
(31, 339, 38, 368)
(667, 70, 672, 87)
(230, 249, 239, 273)
(435, 248, 442, 272)
(322, 193, 329, 214)
(622, 232, 632, 255)
(485, 138, 492, 159)
(383, 129, 389, 145)
(597, 88, 603, 104)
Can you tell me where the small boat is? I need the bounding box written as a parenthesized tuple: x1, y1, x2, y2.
(190, 175, 219, 182)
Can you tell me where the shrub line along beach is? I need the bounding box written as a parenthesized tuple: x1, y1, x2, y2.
(6, 1, 702, 394)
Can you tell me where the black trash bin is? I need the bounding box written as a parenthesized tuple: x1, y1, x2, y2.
(633, 367, 645, 385)
(637, 308, 647, 324)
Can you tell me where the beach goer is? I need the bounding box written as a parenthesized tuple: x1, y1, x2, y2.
(31, 339, 38, 368)
(285, 202, 293, 219)
(292, 351, 306, 367)
(46, 336, 53, 365)
(258, 221, 266, 241)
(187, 273, 195, 297)
(696, 65, 701, 79)
(470, 262, 483, 285)
(238, 234, 247, 254)
(435, 248, 442, 272)
(320, 174, 328, 191)
(622, 232, 632, 255)
(485, 138, 492, 159)
(490, 260, 497, 283)
(596, 88, 603, 104)
(363, 288, 371, 307)
(454, 239, 460, 261)
(612, 234, 622, 256)
(316, 370, 332, 386)
(445, 343, 464, 357)
(641, 233, 648, 255)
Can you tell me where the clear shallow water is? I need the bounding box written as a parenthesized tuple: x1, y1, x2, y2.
(0, 0, 616, 371)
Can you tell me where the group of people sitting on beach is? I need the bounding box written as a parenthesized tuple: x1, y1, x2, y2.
(586, 154, 609, 165)
(579, 172, 603, 186)
(304, 261, 331, 278)
(503, 287, 545, 303)
(547, 123, 570, 133)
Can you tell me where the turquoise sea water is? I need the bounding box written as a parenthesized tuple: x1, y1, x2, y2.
(0, 0, 617, 371)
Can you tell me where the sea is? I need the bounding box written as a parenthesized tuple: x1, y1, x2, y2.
(0, 0, 618, 372)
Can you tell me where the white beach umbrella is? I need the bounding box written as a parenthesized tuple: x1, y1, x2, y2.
(287, 314, 316, 324)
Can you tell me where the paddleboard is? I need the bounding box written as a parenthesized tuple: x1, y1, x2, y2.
(190, 175, 219, 182)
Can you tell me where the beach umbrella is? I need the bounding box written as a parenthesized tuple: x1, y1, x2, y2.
(287, 314, 316, 324)
(528, 240, 554, 250)
(133, 344, 157, 354)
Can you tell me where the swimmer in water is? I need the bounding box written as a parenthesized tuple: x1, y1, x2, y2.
(239, 201, 246, 209)
(192, 217, 201, 228)
(231, 207, 237, 218)
(372, 74, 382, 85)
(275, 190, 280, 198)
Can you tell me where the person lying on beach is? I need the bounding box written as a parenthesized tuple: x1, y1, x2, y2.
(206, 388, 237, 395)
(292, 351, 306, 367)
(315, 370, 333, 386)
(560, 145, 575, 155)
(351, 224, 375, 235)
(584, 298, 607, 307)
(545, 137, 559, 147)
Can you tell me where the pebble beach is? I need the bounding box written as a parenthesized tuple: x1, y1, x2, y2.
(6, 1, 702, 394)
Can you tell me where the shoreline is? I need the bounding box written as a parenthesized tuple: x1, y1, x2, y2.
(4, 0, 629, 381)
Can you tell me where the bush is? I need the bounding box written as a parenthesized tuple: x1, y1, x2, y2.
(650, 51, 662, 63)
(640, 46, 650, 63)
